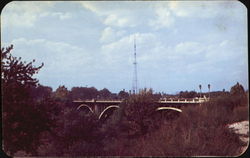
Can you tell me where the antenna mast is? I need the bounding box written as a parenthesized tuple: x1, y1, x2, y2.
(132, 35, 138, 94)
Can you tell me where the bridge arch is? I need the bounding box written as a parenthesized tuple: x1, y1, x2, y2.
(155, 107, 182, 113)
(77, 104, 94, 113)
(98, 105, 119, 121)
(154, 107, 182, 121)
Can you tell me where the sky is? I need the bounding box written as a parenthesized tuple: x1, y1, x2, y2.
(1, 1, 248, 94)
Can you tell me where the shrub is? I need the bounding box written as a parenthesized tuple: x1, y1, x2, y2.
(130, 104, 245, 156)
(121, 92, 248, 156)
(118, 89, 162, 137)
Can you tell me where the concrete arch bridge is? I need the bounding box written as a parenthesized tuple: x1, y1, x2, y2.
(73, 97, 208, 122)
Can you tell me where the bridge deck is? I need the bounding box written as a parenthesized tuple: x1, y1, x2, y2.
(73, 98, 208, 104)
(73, 100, 122, 104)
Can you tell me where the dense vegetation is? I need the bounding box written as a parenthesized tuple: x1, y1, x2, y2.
(1, 45, 249, 156)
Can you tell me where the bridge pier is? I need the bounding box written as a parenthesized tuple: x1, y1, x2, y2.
(94, 104, 99, 115)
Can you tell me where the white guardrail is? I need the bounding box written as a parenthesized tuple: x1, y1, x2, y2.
(74, 97, 209, 104)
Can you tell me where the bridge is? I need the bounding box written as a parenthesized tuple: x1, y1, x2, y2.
(73, 97, 208, 122)
(156, 97, 208, 107)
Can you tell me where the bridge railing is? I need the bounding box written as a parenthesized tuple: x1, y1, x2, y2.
(74, 97, 209, 104)
(159, 97, 209, 103)
(73, 99, 123, 103)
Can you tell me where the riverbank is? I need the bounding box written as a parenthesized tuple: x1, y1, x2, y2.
(228, 120, 249, 155)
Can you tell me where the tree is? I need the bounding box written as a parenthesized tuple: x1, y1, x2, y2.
(30, 84, 53, 101)
(118, 90, 129, 99)
(153, 92, 162, 100)
(118, 89, 157, 137)
(228, 82, 247, 109)
(69, 87, 99, 100)
(36, 104, 102, 156)
(179, 91, 197, 98)
(99, 88, 111, 99)
(54, 85, 69, 101)
(230, 82, 245, 96)
(1, 45, 53, 155)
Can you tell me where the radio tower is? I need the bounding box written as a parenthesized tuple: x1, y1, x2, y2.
(132, 35, 138, 94)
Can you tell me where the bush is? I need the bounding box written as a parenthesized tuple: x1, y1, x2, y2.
(129, 102, 246, 156)
(98, 89, 164, 155)
(35, 86, 248, 157)
(115, 89, 159, 137)
(231, 106, 249, 123)
(107, 90, 248, 156)
(37, 105, 103, 156)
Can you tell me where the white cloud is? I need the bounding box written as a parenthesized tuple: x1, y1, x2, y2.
(10, 38, 94, 75)
(86, 1, 244, 31)
(219, 40, 228, 47)
(78, 1, 103, 14)
(149, 7, 174, 29)
(147, 0, 245, 31)
(204, 41, 235, 62)
(2, 9, 37, 27)
(168, 1, 244, 19)
(101, 32, 158, 67)
(100, 34, 210, 74)
(100, 27, 116, 43)
(175, 42, 204, 55)
(1, 1, 72, 28)
(168, 1, 195, 17)
(2, 1, 52, 27)
(104, 14, 135, 27)
(3, 1, 55, 13)
(100, 27, 126, 43)
(101, 32, 157, 52)
(41, 12, 72, 20)
(78, 1, 145, 28)
(138, 39, 239, 75)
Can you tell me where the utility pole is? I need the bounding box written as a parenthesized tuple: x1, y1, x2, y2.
(132, 35, 138, 94)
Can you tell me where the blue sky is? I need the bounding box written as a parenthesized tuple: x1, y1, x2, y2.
(1, 1, 248, 94)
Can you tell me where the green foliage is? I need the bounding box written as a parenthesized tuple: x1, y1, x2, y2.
(131, 122, 243, 156)
(209, 83, 248, 111)
(118, 90, 129, 99)
(37, 106, 103, 156)
(99, 88, 112, 99)
(54, 85, 69, 101)
(69, 86, 99, 100)
(30, 84, 53, 101)
(230, 82, 245, 96)
(99, 87, 248, 156)
(229, 83, 247, 109)
(1, 45, 43, 87)
(124, 95, 248, 156)
(119, 89, 158, 137)
(1, 45, 55, 155)
(152, 92, 162, 100)
(210, 90, 229, 98)
(179, 90, 198, 98)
